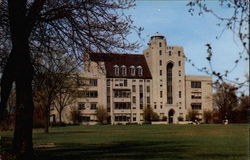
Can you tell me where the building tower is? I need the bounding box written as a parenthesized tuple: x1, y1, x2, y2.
(143, 33, 186, 123)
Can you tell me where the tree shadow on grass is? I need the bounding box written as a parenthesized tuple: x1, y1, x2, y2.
(35, 140, 191, 160)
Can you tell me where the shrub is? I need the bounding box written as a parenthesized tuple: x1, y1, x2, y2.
(162, 116, 168, 121)
(178, 116, 184, 121)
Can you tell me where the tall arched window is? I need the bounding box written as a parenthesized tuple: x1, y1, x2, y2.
(121, 65, 127, 76)
(167, 63, 173, 104)
(129, 66, 135, 76)
(137, 66, 143, 76)
(114, 65, 119, 76)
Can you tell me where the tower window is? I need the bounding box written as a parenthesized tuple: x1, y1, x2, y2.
(160, 60, 162, 66)
(178, 51, 181, 56)
(179, 70, 181, 76)
(167, 63, 173, 104)
(178, 61, 181, 66)
(160, 70, 162, 76)
(159, 50, 162, 55)
(159, 42, 162, 47)
(169, 51, 171, 56)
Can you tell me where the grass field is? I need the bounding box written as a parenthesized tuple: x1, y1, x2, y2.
(0, 124, 249, 160)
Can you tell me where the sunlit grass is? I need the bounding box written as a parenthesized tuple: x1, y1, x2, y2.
(0, 124, 248, 160)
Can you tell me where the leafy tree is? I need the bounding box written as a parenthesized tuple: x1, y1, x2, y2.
(203, 109, 213, 124)
(0, 0, 140, 159)
(213, 82, 238, 122)
(187, 109, 199, 122)
(69, 106, 80, 125)
(96, 105, 108, 125)
(143, 106, 159, 122)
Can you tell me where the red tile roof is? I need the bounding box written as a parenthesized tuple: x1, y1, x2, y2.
(89, 53, 152, 79)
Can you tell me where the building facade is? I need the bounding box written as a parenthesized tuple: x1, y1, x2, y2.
(50, 33, 213, 124)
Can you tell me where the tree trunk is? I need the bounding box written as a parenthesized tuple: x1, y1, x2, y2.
(44, 106, 50, 133)
(13, 56, 34, 160)
(59, 111, 62, 124)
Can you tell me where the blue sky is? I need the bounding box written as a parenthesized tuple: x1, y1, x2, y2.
(126, 0, 249, 86)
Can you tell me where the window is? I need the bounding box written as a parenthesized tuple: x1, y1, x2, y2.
(114, 102, 131, 109)
(160, 91, 163, 98)
(133, 117, 136, 121)
(140, 103, 143, 109)
(90, 103, 97, 110)
(137, 66, 143, 76)
(159, 50, 162, 55)
(179, 70, 181, 76)
(132, 96, 136, 103)
(160, 60, 162, 66)
(160, 70, 162, 76)
(179, 91, 181, 98)
(146, 86, 150, 92)
(191, 92, 202, 99)
(178, 51, 181, 56)
(78, 102, 85, 110)
(121, 65, 127, 76)
(160, 105, 163, 109)
(139, 85, 143, 93)
(78, 91, 98, 98)
(124, 80, 127, 86)
(115, 116, 130, 122)
(154, 105, 157, 109)
(167, 63, 173, 104)
(191, 103, 202, 110)
(159, 42, 162, 47)
(130, 66, 135, 76)
(191, 81, 201, 88)
(169, 51, 172, 56)
(107, 79, 110, 86)
(178, 61, 181, 66)
(114, 65, 119, 76)
(114, 90, 130, 98)
(132, 85, 136, 92)
(147, 96, 150, 104)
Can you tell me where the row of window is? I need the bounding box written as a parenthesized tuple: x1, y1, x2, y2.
(132, 85, 150, 92)
(114, 65, 143, 76)
(78, 102, 97, 110)
(159, 70, 182, 76)
(159, 50, 182, 57)
(78, 91, 98, 98)
(78, 78, 97, 86)
(114, 116, 130, 122)
(79, 116, 97, 122)
(159, 60, 181, 67)
(114, 102, 131, 109)
(191, 103, 202, 110)
(191, 81, 201, 88)
(114, 90, 130, 98)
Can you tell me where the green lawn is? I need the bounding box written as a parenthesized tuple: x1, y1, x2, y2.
(0, 124, 249, 160)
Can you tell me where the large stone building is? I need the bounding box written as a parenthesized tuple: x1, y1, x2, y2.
(50, 33, 213, 124)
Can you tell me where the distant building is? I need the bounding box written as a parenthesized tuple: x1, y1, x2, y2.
(50, 33, 213, 124)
